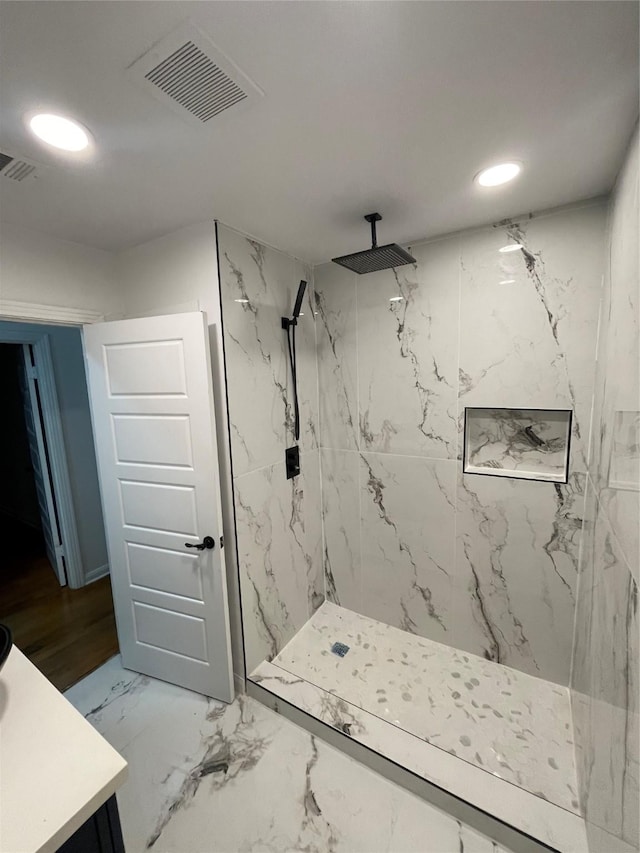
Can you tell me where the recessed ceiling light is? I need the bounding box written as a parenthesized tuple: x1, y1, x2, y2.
(476, 162, 521, 187)
(499, 279, 516, 285)
(498, 243, 523, 253)
(389, 296, 404, 302)
(28, 113, 90, 151)
(234, 298, 250, 304)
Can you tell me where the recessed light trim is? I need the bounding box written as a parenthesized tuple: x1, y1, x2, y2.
(389, 296, 404, 302)
(499, 279, 516, 285)
(498, 243, 523, 254)
(28, 113, 90, 152)
(234, 298, 250, 304)
(476, 162, 521, 187)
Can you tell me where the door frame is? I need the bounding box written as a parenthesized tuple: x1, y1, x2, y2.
(0, 323, 84, 588)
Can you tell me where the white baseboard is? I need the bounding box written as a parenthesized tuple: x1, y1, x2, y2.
(84, 563, 109, 585)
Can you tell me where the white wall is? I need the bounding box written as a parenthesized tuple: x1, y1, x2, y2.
(0, 221, 118, 319)
(117, 221, 245, 690)
(116, 222, 221, 324)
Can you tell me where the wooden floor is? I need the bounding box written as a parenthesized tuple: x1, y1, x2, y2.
(0, 514, 119, 692)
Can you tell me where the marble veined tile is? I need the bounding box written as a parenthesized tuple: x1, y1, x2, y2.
(63, 655, 188, 753)
(356, 236, 460, 459)
(218, 224, 292, 475)
(272, 602, 580, 816)
(459, 203, 605, 474)
(314, 262, 359, 451)
(320, 448, 362, 611)
(591, 131, 639, 498)
(218, 224, 318, 476)
(291, 257, 320, 454)
(573, 498, 639, 849)
(252, 661, 588, 853)
(303, 448, 325, 616)
(455, 470, 584, 684)
(235, 459, 320, 673)
(359, 452, 456, 645)
(66, 657, 515, 853)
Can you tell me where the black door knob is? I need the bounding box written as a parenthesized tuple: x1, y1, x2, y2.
(185, 536, 215, 551)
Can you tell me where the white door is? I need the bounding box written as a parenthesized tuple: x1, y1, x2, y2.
(18, 345, 67, 585)
(83, 312, 234, 702)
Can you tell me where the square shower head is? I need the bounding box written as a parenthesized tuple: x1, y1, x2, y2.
(332, 243, 416, 274)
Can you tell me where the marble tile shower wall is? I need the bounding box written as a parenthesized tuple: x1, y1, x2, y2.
(216, 224, 322, 674)
(571, 127, 639, 851)
(315, 201, 607, 686)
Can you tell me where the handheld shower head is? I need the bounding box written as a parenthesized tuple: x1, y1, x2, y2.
(292, 280, 307, 319)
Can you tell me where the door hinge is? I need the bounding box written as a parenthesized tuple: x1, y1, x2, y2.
(27, 364, 38, 380)
(220, 536, 224, 549)
(55, 544, 65, 558)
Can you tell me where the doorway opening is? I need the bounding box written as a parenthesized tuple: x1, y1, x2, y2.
(0, 323, 118, 691)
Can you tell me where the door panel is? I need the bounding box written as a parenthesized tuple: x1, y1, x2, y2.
(83, 313, 233, 701)
(112, 415, 193, 467)
(133, 601, 207, 661)
(119, 480, 197, 534)
(18, 346, 66, 585)
(126, 543, 204, 601)
(104, 340, 187, 395)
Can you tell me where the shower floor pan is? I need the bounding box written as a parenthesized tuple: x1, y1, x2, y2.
(251, 601, 586, 852)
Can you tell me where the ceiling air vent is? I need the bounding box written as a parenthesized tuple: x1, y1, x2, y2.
(128, 23, 263, 127)
(0, 153, 41, 182)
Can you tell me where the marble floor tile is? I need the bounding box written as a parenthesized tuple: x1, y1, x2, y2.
(271, 602, 580, 815)
(66, 655, 514, 853)
(252, 661, 587, 853)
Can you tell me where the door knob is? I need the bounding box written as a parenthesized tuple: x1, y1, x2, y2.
(185, 536, 215, 551)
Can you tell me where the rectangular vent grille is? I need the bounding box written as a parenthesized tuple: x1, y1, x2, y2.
(4, 161, 37, 181)
(0, 154, 38, 182)
(145, 40, 247, 122)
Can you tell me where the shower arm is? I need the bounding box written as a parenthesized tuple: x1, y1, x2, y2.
(365, 212, 382, 248)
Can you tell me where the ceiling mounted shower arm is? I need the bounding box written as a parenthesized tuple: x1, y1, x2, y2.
(365, 212, 382, 249)
(331, 211, 415, 275)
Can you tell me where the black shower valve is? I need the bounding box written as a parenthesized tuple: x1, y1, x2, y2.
(285, 446, 300, 479)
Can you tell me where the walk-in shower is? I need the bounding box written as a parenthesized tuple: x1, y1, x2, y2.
(216, 123, 639, 853)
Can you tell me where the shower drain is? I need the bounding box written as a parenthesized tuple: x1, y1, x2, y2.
(331, 642, 350, 658)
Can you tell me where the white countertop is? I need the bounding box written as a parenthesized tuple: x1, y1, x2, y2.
(0, 647, 128, 853)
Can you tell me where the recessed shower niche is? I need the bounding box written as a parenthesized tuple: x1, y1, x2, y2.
(463, 407, 572, 483)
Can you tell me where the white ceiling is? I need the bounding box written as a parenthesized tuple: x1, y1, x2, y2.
(0, 1, 638, 263)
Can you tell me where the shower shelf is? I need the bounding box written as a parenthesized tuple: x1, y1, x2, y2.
(463, 407, 572, 483)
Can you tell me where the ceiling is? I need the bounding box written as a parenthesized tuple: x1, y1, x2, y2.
(0, 1, 638, 263)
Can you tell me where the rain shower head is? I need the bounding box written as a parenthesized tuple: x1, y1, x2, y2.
(332, 213, 416, 274)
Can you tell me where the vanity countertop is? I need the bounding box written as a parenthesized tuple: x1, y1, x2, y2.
(0, 646, 128, 853)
